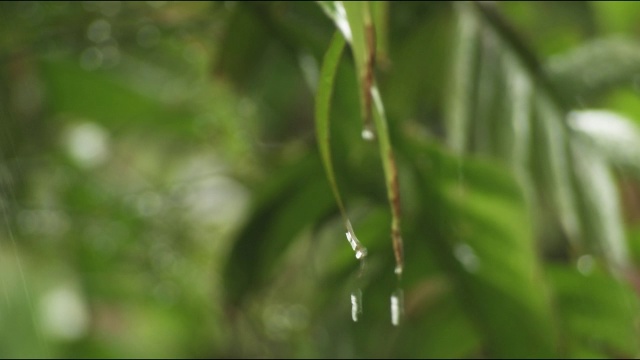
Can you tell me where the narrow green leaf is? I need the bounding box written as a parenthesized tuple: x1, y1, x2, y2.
(343, 1, 376, 138)
(446, 1, 479, 154)
(535, 94, 583, 248)
(409, 139, 559, 358)
(503, 50, 536, 211)
(548, 265, 640, 357)
(316, 32, 347, 217)
(546, 37, 640, 102)
(370, 1, 390, 68)
(569, 110, 640, 176)
(315, 32, 367, 258)
(571, 138, 629, 268)
(319, 2, 405, 275)
(370, 86, 404, 275)
(222, 152, 336, 306)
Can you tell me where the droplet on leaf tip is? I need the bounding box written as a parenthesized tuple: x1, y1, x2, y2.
(361, 128, 375, 141)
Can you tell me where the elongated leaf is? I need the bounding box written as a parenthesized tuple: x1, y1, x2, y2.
(571, 138, 629, 267)
(314, 31, 367, 259)
(370, 86, 404, 274)
(315, 32, 348, 218)
(222, 152, 335, 306)
(546, 37, 640, 102)
(342, 1, 376, 136)
(569, 110, 640, 176)
(445, 1, 479, 154)
(407, 139, 558, 358)
(319, 1, 405, 275)
(548, 265, 640, 357)
(369, 1, 389, 68)
(448, 2, 633, 268)
(534, 95, 582, 247)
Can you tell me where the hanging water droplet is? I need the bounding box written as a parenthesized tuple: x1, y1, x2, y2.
(394, 264, 402, 276)
(345, 221, 367, 260)
(351, 289, 363, 322)
(390, 289, 404, 326)
(361, 126, 375, 141)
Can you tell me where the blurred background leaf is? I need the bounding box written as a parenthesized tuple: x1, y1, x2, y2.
(1, 1, 640, 358)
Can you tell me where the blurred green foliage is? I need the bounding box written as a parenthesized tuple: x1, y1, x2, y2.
(2, 1, 640, 358)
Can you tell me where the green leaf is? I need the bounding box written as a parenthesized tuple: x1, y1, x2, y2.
(40, 59, 189, 135)
(571, 138, 629, 267)
(314, 31, 369, 260)
(445, 1, 479, 154)
(342, 1, 376, 136)
(569, 110, 640, 176)
(369, 1, 389, 68)
(546, 37, 640, 103)
(319, 2, 405, 275)
(222, 152, 335, 306)
(534, 94, 583, 248)
(410, 139, 559, 358)
(548, 265, 640, 357)
(315, 32, 348, 219)
(370, 86, 404, 274)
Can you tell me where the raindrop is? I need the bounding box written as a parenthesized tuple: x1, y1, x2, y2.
(577, 254, 594, 275)
(345, 223, 367, 260)
(361, 126, 375, 141)
(394, 264, 402, 276)
(351, 289, 363, 322)
(454, 243, 480, 272)
(390, 289, 404, 326)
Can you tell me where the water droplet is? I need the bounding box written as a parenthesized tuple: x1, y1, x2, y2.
(390, 289, 404, 326)
(361, 127, 375, 141)
(394, 264, 402, 276)
(577, 254, 594, 275)
(351, 289, 363, 322)
(345, 220, 367, 260)
(454, 243, 480, 272)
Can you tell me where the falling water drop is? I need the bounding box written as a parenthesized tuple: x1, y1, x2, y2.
(390, 289, 404, 326)
(351, 289, 363, 322)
